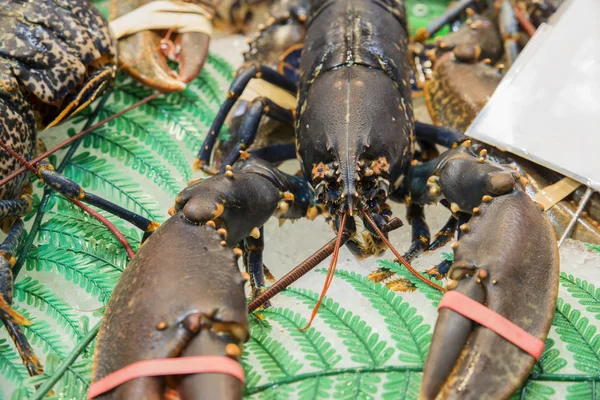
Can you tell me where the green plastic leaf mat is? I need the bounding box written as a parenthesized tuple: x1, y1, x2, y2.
(1, 2, 599, 399)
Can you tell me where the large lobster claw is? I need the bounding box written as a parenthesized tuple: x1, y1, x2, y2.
(110, 0, 213, 92)
(420, 189, 559, 399)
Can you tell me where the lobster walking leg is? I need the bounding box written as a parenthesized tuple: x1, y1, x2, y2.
(219, 97, 295, 173)
(36, 160, 159, 238)
(196, 64, 297, 170)
(0, 220, 44, 377)
(402, 203, 430, 262)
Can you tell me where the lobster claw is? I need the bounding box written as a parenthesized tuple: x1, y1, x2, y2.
(420, 189, 559, 399)
(111, 1, 212, 92)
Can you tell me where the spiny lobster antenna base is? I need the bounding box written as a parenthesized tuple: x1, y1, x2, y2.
(300, 212, 347, 331)
(361, 210, 446, 293)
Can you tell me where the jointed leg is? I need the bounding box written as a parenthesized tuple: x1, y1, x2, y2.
(242, 227, 268, 305)
(196, 63, 297, 170)
(0, 219, 44, 377)
(415, 122, 466, 148)
(37, 160, 159, 240)
(219, 97, 294, 172)
(403, 203, 431, 262)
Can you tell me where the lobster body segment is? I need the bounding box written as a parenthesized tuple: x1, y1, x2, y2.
(297, 0, 414, 212)
(92, 216, 248, 399)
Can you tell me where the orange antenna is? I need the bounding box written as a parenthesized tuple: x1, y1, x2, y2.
(301, 212, 347, 330)
(362, 211, 446, 293)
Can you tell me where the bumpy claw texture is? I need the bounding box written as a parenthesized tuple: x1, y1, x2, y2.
(92, 217, 249, 399)
(110, 0, 211, 92)
(174, 156, 311, 245)
(421, 189, 559, 400)
(409, 146, 522, 213)
(432, 15, 503, 63)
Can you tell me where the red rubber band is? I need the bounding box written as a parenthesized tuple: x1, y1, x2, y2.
(438, 291, 545, 360)
(88, 356, 244, 399)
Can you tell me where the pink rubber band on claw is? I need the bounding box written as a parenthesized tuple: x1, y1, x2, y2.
(88, 356, 244, 399)
(438, 291, 545, 360)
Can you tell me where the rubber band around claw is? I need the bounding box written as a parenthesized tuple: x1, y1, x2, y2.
(438, 291, 545, 360)
(88, 356, 244, 398)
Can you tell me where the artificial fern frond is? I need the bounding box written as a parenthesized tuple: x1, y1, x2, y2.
(327, 269, 432, 364)
(382, 370, 421, 400)
(245, 334, 302, 380)
(561, 272, 600, 320)
(553, 298, 600, 374)
(42, 197, 141, 247)
(93, 104, 192, 182)
(585, 243, 600, 254)
(12, 305, 69, 358)
(208, 54, 236, 81)
(283, 288, 395, 367)
(26, 245, 120, 303)
(78, 128, 181, 196)
(566, 381, 599, 400)
(332, 371, 382, 399)
(189, 70, 224, 108)
(13, 278, 82, 340)
(377, 259, 444, 306)
(259, 307, 341, 370)
(64, 152, 163, 221)
(0, 339, 30, 394)
(511, 381, 556, 400)
(533, 338, 567, 375)
(117, 82, 214, 152)
(22, 354, 91, 399)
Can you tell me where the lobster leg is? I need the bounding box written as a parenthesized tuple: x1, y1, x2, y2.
(0, 219, 44, 377)
(196, 64, 296, 170)
(248, 143, 297, 164)
(219, 97, 295, 173)
(242, 227, 269, 304)
(403, 203, 430, 262)
(414, 122, 466, 148)
(36, 160, 159, 239)
(428, 215, 458, 251)
(0, 197, 32, 224)
(498, 0, 521, 68)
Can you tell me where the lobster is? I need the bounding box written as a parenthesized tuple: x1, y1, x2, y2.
(415, 0, 600, 244)
(194, 0, 560, 398)
(0, 0, 220, 378)
(89, 154, 319, 397)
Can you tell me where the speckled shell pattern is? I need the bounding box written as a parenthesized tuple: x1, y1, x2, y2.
(0, 0, 116, 201)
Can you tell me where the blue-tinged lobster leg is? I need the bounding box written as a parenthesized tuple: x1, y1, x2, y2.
(0, 220, 44, 377)
(0, 197, 32, 223)
(249, 143, 297, 164)
(242, 226, 269, 306)
(414, 122, 466, 148)
(36, 160, 159, 241)
(413, 0, 480, 42)
(428, 215, 458, 251)
(219, 97, 295, 173)
(403, 203, 431, 262)
(498, 0, 520, 68)
(195, 64, 297, 171)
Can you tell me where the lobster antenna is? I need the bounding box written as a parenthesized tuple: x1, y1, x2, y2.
(361, 211, 446, 293)
(0, 92, 161, 188)
(301, 212, 347, 331)
(0, 139, 135, 259)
